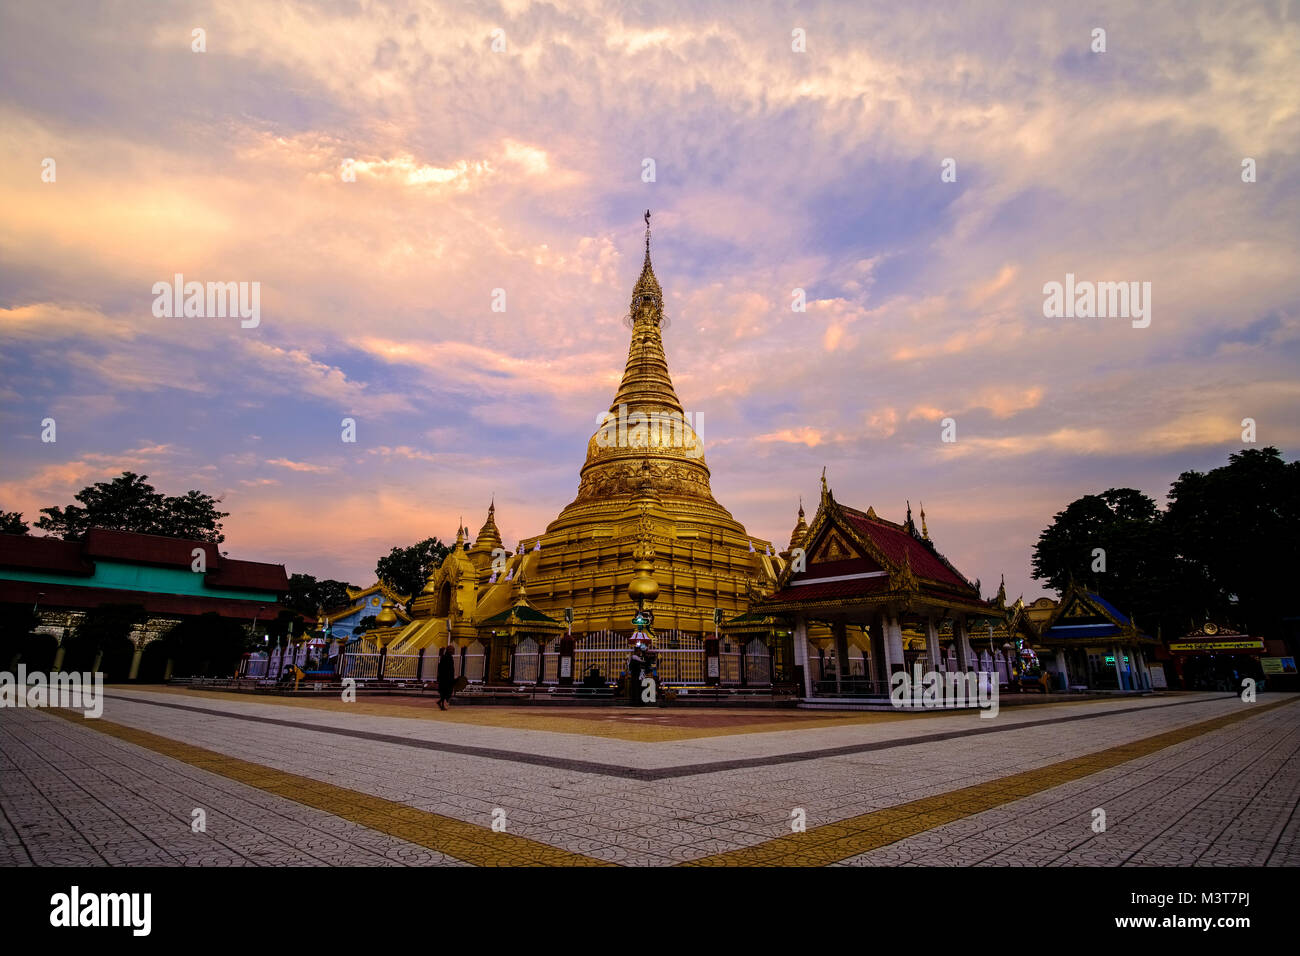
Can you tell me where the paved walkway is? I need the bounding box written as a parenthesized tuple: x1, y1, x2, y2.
(2, 688, 1296, 866)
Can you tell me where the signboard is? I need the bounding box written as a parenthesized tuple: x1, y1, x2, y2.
(1261, 656, 1297, 675)
(1167, 640, 1265, 652)
(1148, 664, 1167, 689)
(706, 656, 720, 678)
(559, 657, 572, 678)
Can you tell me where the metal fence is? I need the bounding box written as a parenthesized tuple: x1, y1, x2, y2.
(339, 653, 380, 680)
(572, 629, 709, 685)
(384, 653, 420, 680)
(460, 641, 486, 683)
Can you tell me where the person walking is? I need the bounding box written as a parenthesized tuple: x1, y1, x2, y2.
(437, 645, 457, 710)
(627, 646, 644, 705)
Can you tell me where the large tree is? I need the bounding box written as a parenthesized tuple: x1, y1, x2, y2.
(284, 573, 353, 617)
(1031, 488, 1196, 637)
(1164, 447, 1300, 638)
(35, 472, 229, 542)
(375, 537, 449, 599)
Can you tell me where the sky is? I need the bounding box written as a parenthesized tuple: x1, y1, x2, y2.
(1, 0, 1298, 602)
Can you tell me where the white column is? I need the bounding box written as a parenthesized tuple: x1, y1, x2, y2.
(954, 615, 975, 670)
(793, 615, 812, 698)
(1112, 645, 1125, 690)
(925, 616, 941, 672)
(884, 610, 905, 676)
(1134, 650, 1150, 690)
(1055, 650, 1069, 687)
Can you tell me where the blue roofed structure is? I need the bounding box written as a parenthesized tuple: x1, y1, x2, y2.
(1037, 584, 1158, 692)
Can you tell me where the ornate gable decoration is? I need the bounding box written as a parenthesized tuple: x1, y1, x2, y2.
(1058, 594, 1103, 622)
(888, 550, 919, 594)
(812, 530, 853, 563)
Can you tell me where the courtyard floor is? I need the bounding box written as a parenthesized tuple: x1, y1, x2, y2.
(2, 687, 1297, 867)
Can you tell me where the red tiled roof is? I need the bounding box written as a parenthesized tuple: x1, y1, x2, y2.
(0, 534, 93, 575)
(789, 557, 883, 581)
(0, 529, 287, 594)
(83, 528, 220, 568)
(841, 512, 972, 590)
(766, 576, 892, 604)
(205, 559, 289, 592)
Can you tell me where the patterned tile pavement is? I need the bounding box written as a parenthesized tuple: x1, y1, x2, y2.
(1, 687, 1296, 866)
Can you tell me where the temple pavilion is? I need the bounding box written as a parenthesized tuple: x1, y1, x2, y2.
(754, 477, 995, 697)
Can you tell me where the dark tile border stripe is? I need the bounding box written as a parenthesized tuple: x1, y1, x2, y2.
(101, 691, 1247, 781)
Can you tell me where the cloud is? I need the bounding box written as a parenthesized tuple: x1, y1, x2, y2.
(1, 0, 1297, 603)
(264, 458, 335, 474)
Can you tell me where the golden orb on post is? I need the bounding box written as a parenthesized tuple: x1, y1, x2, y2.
(628, 560, 659, 605)
(372, 599, 400, 648)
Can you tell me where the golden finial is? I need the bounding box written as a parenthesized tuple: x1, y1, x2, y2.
(633, 210, 661, 304)
(919, 502, 929, 541)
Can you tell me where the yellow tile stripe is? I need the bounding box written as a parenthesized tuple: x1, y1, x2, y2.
(45, 709, 611, 867)
(682, 697, 1299, 867)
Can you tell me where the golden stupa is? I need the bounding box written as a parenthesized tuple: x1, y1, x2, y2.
(380, 214, 783, 671)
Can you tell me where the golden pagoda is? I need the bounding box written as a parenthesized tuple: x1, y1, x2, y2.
(386, 214, 781, 671)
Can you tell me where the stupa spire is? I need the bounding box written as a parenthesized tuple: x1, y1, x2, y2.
(610, 210, 682, 415)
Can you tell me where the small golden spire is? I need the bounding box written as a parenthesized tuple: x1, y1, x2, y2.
(787, 497, 809, 552)
(474, 499, 502, 552)
(919, 502, 929, 541)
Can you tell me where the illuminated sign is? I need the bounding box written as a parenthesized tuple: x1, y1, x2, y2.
(1168, 640, 1264, 652)
(1261, 657, 1297, 675)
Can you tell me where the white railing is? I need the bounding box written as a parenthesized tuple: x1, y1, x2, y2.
(573, 630, 708, 685)
(339, 653, 380, 679)
(383, 653, 421, 680)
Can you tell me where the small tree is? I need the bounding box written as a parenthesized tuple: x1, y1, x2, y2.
(375, 537, 449, 599)
(285, 573, 353, 616)
(0, 510, 28, 534)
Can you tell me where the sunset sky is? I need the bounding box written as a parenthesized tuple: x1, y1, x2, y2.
(2, 1, 1298, 602)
